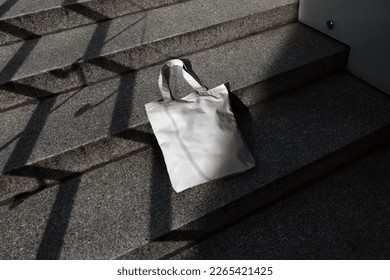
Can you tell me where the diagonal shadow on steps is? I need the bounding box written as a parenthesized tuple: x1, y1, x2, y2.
(35, 178, 81, 260)
(0, 0, 18, 17)
(0, 33, 39, 85)
(33, 1, 148, 260)
(32, 0, 155, 260)
(0, 1, 147, 111)
(0, 0, 268, 259)
(0, 167, 80, 210)
(0, 21, 39, 41)
(0, 1, 43, 44)
(0, 1, 148, 259)
(104, 1, 174, 244)
(0, 5, 43, 106)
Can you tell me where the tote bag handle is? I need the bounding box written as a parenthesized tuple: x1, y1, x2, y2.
(158, 59, 208, 101)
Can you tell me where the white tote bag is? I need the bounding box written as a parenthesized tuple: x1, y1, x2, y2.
(145, 59, 255, 192)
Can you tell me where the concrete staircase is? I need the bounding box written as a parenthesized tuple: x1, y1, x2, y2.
(0, 0, 389, 259)
(169, 143, 390, 259)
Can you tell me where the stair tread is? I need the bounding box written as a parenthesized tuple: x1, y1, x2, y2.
(169, 144, 390, 259)
(0, 0, 189, 20)
(0, 23, 347, 174)
(1, 73, 390, 259)
(0, 0, 84, 19)
(0, 0, 189, 47)
(0, 0, 297, 85)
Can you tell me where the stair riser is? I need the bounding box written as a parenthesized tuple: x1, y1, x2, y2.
(0, 3, 298, 112)
(0, 0, 188, 46)
(0, 50, 348, 202)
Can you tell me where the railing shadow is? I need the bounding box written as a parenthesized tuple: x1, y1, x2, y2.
(3, 98, 56, 173)
(0, 0, 18, 17)
(0, 21, 39, 41)
(0, 33, 39, 85)
(35, 177, 81, 260)
(0, 0, 151, 259)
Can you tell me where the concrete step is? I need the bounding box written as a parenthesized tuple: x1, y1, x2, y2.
(168, 143, 390, 260)
(0, 0, 187, 46)
(0, 23, 349, 200)
(0, 0, 299, 111)
(1, 73, 390, 259)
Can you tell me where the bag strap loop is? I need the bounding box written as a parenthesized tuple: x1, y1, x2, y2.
(158, 59, 208, 101)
